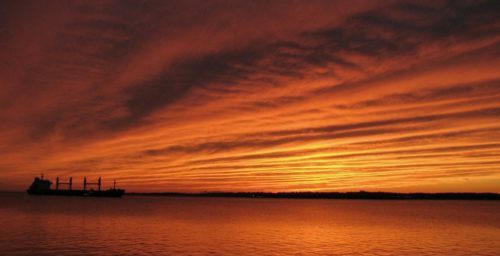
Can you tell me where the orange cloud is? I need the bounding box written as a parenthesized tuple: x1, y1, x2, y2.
(0, 0, 499, 192)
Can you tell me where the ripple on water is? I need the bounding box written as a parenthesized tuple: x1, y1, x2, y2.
(0, 195, 499, 255)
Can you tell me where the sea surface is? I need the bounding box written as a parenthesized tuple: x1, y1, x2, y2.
(0, 193, 499, 255)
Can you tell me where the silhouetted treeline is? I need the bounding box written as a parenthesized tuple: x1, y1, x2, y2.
(126, 191, 500, 200)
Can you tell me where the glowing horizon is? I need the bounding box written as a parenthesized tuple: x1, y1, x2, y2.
(1, 0, 499, 192)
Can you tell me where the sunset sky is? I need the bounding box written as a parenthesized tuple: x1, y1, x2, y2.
(0, 0, 499, 192)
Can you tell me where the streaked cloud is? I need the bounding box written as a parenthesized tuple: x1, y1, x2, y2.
(0, 0, 499, 192)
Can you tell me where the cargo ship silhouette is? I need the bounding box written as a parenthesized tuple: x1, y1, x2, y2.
(27, 174, 125, 197)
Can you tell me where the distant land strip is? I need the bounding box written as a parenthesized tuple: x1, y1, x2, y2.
(126, 191, 500, 200)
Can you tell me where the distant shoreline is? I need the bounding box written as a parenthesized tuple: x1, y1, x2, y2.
(1, 191, 499, 200)
(125, 191, 500, 200)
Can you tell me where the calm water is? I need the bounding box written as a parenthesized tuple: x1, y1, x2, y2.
(0, 193, 499, 255)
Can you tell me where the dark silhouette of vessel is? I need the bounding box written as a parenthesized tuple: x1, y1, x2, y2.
(27, 174, 125, 197)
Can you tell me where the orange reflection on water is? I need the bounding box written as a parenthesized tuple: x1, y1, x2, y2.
(1, 194, 500, 255)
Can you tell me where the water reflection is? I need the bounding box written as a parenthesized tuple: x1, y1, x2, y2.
(0, 193, 499, 255)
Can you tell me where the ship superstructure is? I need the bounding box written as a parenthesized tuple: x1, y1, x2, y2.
(27, 174, 125, 197)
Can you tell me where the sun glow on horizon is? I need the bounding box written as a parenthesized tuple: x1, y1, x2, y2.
(0, 0, 499, 192)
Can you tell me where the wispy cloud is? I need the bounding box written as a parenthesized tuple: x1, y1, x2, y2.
(0, 0, 499, 192)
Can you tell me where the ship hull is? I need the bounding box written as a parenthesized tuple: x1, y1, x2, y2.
(27, 189, 125, 197)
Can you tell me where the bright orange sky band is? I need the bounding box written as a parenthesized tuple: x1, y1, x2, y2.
(0, 0, 499, 192)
